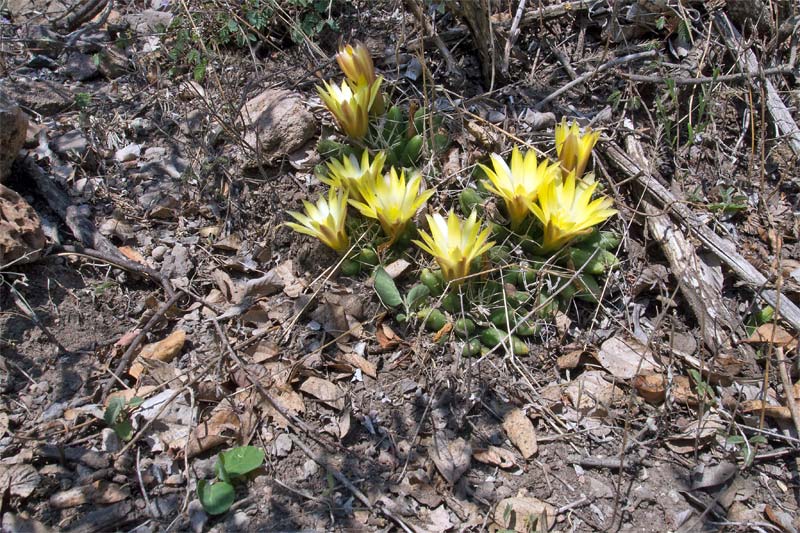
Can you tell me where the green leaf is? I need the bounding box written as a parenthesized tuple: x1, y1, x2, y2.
(197, 480, 235, 515)
(128, 396, 144, 408)
(374, 267, 402, 308)
(404, 284, 430, 311)
(104, 397, 125, 426)
(219, 446, 265, 478)
(114, 419, 134, 441)
(215, 454, 231, 485)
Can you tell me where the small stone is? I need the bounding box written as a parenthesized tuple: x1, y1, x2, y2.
(151, 245, 167, 260)
(115, 143, 141, 162)
(64, 52, 99, 81)
(273, 433, 293, 457)
(178, 81, 205, 101)
(101, 428, 122, 453)
(160, 244, 193, 279)
(124, 9, 174, 36)
(486, 110, 506, 123)
(41, 402, 66, 421)
(51, 129, 88, 157)
(188, 499, 207, 533)
(228, 511, 250, 530)
(299, 459, 318, 480)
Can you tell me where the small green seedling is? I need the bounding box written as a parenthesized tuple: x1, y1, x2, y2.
(103, 396, 144, 441)
(197, 445, 265, 515)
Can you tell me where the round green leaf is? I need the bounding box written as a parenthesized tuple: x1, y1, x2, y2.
(197, 480, 235, 516)
(219, 446, 265, 477)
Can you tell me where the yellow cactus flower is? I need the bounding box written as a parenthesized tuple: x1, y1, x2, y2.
(349, 167, 434, 242)
(336, 42, 384, 114)
(336, 41, 376, 85)
(528, 171, 617, 253)
(413, 210, 495, 283)
(555, 118, 600, 179)
(479, 146, 560, 231)
(317, 77, 383, 139)
(319, 150, 386, 202)
(285, 187, 350, 253)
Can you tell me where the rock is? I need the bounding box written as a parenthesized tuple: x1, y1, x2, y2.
(0, 78, 72, 116)
(0, 94, 28, 183)
(20, 25, 64, 58)
(50, 129, 88, 157)
(188, 499, 207, 533)
(97, 47, 131, 79)
(101, 428, 122, 453)
(0, 184, 46, 265)
(124, 9, 174, 37)
(160, 244, 193, 279)
(114, 143, 140, 162)
(178, 81, 205, 101)
(240, 89, 316, 164)
(63, 52, 99, 81)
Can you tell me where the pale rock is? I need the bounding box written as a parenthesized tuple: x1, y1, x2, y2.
(241, 89, 316, 164)
(50, 129, 88, 157)
(124, 9, 174, 37)
(115, 143, 141, 162)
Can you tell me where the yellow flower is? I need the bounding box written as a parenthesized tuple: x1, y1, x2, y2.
(413, 210, 495, 283)
(320, 150, 386, 202)
(528, 171, 617, 253)
(555, 118, 600, 179)
(349, 167, 434, 242)
(336, 42, 384, 114)
(336, 41, 376, 85)
(479, 146, 559, 231)
(317, 77, 383, 139)
(285, 188, 350, 253)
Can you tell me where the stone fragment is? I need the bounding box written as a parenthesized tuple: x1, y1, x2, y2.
(241, 89, 316, 163)
(50, 129, 88, 157)
(124, 9, 174, 36)
(0, 184, 46, 266)
(63, 52, 99, 81)
(0, 79, 72, 116)
(0, 92, 29, 183)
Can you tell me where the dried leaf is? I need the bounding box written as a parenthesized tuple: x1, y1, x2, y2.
(105, 385, 157, 407)
(473, 446, 517, 469)
(339, 351, 377, 379)
(383, 258, 411, 279)
(186, 402, 257, 458)
(745, 323, 798, 350)
(262, 384, 306, 429)
(299, 377, 344, 411)
(765, 504, 797, 533)
(502, 409, 538, 459)
(665, 415, 724, 454)
(564, 370, 626, 415)
(118, 245, 146, 265)
(556, 349, 584, 370)
(740, 400, 792, 420)
(0, 464, 40, 498)
(91, 480, 130, 504)
(245, 339, 280, 363)
(632, 373, 666, 404)
(129, 329, 187, 378)
(376, 323, 400, 350)
(596, 336, 660, 379)
(430, 434, 471, 485)
(671, 375, 700, 407)
(493, 497, 556, 532)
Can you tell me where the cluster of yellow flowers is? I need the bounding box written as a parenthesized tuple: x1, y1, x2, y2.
(287, 42, 617, 286)
(481, 120, 617, 253)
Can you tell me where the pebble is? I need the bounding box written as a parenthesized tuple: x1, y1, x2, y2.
(274, 433, 292, 458)
(101, 428, 122, 453)
(114, 143, 141, 162)
(188, 499, 207, 533)
(151, 245, 167, 260)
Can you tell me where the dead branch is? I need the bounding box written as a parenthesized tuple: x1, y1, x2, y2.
(603, 141, 800, 333)
(714, 12, 800, 157)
